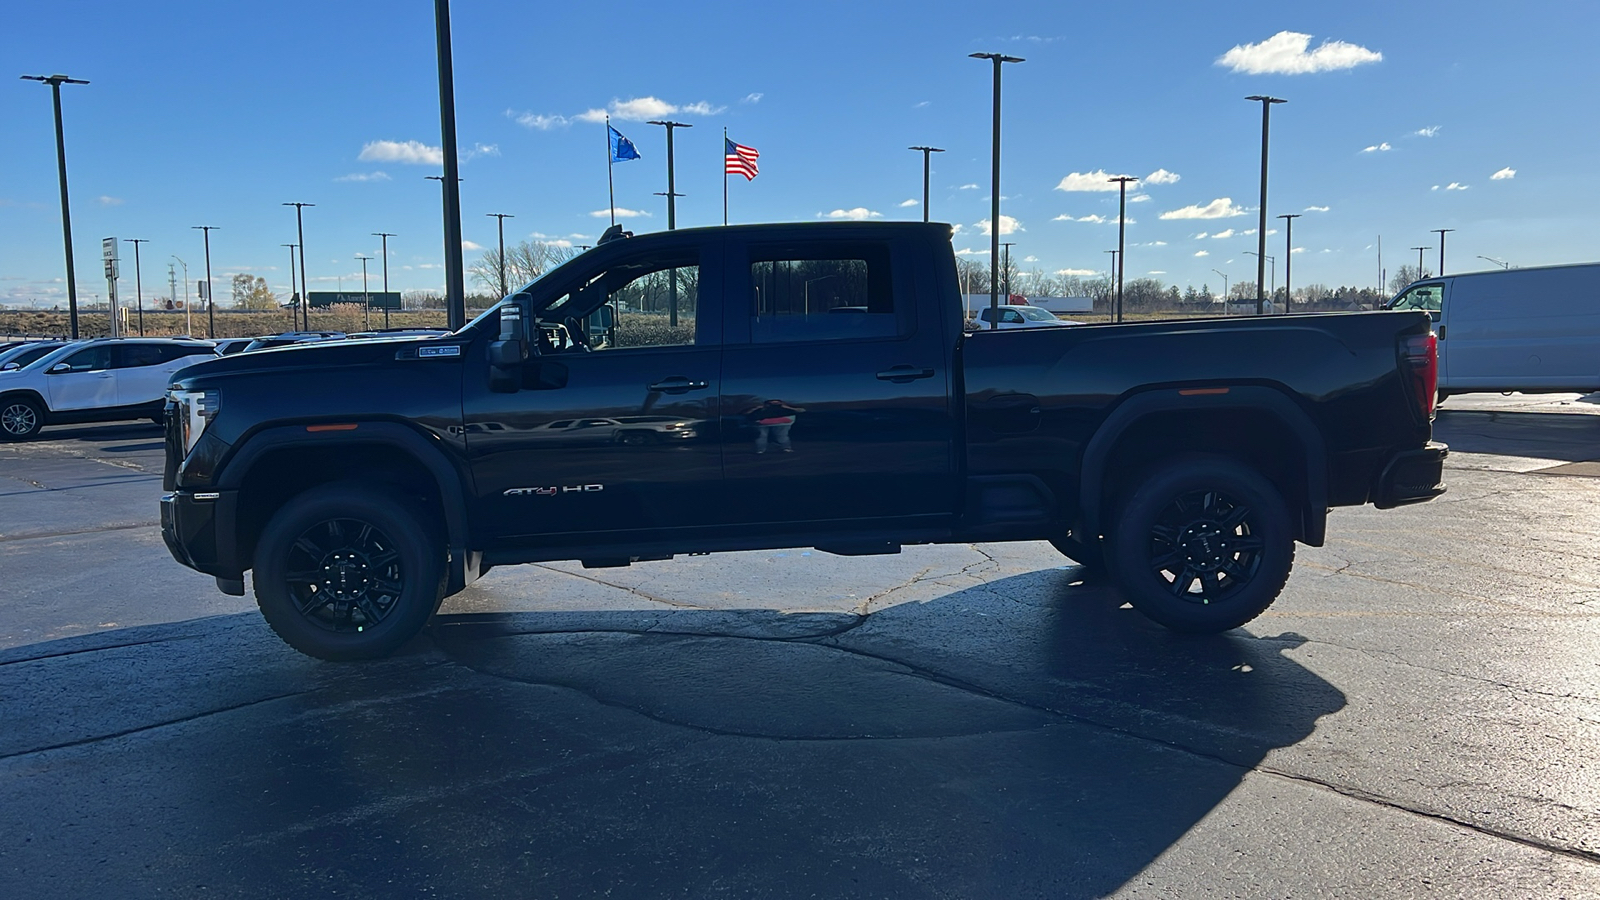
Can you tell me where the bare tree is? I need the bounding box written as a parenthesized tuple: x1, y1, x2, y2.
(469, 241, 582, 296)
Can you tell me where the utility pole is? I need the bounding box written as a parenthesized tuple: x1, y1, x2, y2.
(1109, 175, 1138, 323)
(192, 226, 218, 338)
(908, 146, 945, 222)
(1277, 214, 1300, 313)
(1246, 95, 1287, 315)
(373, 233, 395, 328)
(124, 238, 149, 335)
(970, 51, 1024, 330)
(356, 255, 374, 331)
(22, 74, 90, 339)
(1432, 229, 1455, 276)
(283, 202, 314, 330)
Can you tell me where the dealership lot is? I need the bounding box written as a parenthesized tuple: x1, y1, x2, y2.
(1, 394, 1598, 897)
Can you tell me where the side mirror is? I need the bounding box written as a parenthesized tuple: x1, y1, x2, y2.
(48, 362, 71, 374)
(488, 298, 531, 393)
(1, 362, 18, 371)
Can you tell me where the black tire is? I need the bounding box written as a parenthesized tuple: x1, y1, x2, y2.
(253, 484, 445, 661)
(0, 397, 43, 441)
(1108, 456, 1294, 634)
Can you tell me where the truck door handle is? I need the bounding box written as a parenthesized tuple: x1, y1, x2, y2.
(647, 377, 709, 394)
(877, 366, 935, 382)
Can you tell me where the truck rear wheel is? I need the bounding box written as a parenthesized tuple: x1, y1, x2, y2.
(1108, 456, 1294, 633)
(253, 485, 444, 661)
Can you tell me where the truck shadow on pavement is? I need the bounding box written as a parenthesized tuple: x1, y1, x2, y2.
(0, 569, 1345, 898)
(1434, 409, 1600, 462)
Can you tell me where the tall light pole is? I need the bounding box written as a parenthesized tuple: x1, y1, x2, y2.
(192, 226, 217, 338)
(22, 74, 90, 339)
(1211, 268, 1229, 310)
(1105, 249, 1118, 315)
(1109, 175, 1138, 323)
(373, 232, 395, 327)
(283, 202, 313, 330)
(1244, 251, 1275, 302)
(908, 146, 945, 222)
(1246, 95, 1287, 315)
(356, 255, 374, 331)
(646, 120, 692, 328)
(485, 214, 513, 299)
(1277, 213, 1300, 313)
(1478, 255, 1509, 270)
(281, 244, 298, 327)
(434, 0, 467, 331)
(1432, 228, 1455, 276)
(124, 239, 149, 335)
(1000, 242, 1016, 298)
(970, 51, 1024, 330)
(1411, 246, 1431, 279)
(172, 256, 191, 335)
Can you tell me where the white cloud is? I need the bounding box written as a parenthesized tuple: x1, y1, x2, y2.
(1148, 241, 1167, 246)
(542, 239, 575, 249)
(1361, 142, 1392, 153)
(1491, 167, 1516, 180)
(1160, 198, 1248, 220)
(913, 100, 931, 109)
(588, 208, 653, 218)
(1291, 247, 1306, 254)
(360, 140, 443, 165)
(959, 183, 979, 190)
(464, 142, 500, 161)
(1056, 214, 1108, 224)
(955, 248, 990, 256)
(1147, 270, 1167, 275)
(1023, 255, 1039, 262)
(1193, 232, 1209, 239)
(1130, 193, 1152, 203)
(462, 240, 484, 251)
(823, 208, 883, 220)
(511, 111, 569, 130)
(950, 224, 965, 234)
(98, 195, 123, 205)
(1194, 250, 1210, 257)
(1414, 126, 1441, 137)
(577, 96, 724, 123)
(1211, 229, 1235, 239)
(1217, 31, 1382, 75)
(1145, 168, 1181, 185)
(898, 199, 920, 208)
(741, 92, 764, 104)
(1304, 205, 1330, 212)
(1056, 268, 1100, 277)
(1054, 170, 1120, 192)
(975, 215, 1023, 236)
(334, 172, 391, 182)
(1446, 182, 1469, 191)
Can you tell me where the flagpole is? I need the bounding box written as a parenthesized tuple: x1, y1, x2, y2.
(723, 127, 729, 226)
(607, 116, 616, 228)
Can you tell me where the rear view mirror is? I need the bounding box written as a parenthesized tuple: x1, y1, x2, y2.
(588, 306, 614, 330)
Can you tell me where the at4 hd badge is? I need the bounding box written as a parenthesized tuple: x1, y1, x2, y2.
(504, 485, 604, 497)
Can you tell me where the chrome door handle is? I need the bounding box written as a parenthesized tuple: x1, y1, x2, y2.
(876, 366, 935, 382)
(648, 377, 709, 394)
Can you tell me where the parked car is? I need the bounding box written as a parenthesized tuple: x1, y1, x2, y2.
(241, 332, 346, 353)
(1386, 263, 1600, 397)
(212, 338, 256, 356)
(0, 338, 216, 440)
(0, 341, 69, 371)
(974, 305, 1079, 328)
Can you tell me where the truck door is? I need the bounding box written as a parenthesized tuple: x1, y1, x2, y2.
(718, 236, 957, 529)
(462, 237, 724, 543)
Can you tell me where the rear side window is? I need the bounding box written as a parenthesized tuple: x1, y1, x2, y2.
(115, 344, 165, 368)
(748, 242, 902, 343)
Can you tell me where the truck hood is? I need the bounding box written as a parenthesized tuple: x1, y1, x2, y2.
(170, 335, 469, 386)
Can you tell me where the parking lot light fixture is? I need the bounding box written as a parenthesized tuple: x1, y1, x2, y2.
(1278, 213, 1300, 313)
(373, 233, 395, 327)
(970, 52, 1023, 329)
(1246, 95, 1286, 315)
(283, 203, 314, 329)
(1109, 175, 1138, 322)
(1432, 229, 1455, 276)
(192, 226, 218, 338)
(908, 146, 945, 222)
(22, 73, 90, 339)
(356, 255, 374, 331)
(124, 239, 149, 335)
(1411, 246, 1431, 279)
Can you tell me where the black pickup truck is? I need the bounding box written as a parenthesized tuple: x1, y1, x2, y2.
(161, 222, 1446, 660)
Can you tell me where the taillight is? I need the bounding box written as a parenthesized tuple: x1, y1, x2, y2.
(1401, 333, 1438, 421)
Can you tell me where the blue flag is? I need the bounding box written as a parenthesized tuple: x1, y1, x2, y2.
(609, 125, 641, 163)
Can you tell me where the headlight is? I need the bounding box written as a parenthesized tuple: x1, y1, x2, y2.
(168, 389, 221, 454)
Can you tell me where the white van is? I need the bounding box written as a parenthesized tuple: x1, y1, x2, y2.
(1386, 263, 1600, 396)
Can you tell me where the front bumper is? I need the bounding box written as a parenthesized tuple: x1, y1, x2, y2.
(1373, 441, 1448, 509)
(160, 489, 242, 579)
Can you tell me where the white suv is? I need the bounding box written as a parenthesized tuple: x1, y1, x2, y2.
(0, 339, 216, 440)
(974, 306, 1079, 328)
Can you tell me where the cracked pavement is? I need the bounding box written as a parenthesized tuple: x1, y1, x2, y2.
(1, 396, 1599, 898)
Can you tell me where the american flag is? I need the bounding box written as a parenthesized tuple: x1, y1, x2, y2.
(725, 138, 760, 180)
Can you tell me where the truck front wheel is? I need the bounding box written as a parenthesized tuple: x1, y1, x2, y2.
(1108, 456, 1294, 634)
(253, 485, 444, 661)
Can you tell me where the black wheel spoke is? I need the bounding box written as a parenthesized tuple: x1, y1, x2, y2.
(354, 595, 386, 624)
(292, 536, 325, 559)
(1219, 559, 1251, 582)
(1149, 550, 1183, 573)
(1167, 564, 1198, 596)
(1219, 504, 1252, 532)
(1198, 571, 1223, 602)
(285, 568, 320, 584)
(298, 593, 333, 617)
(1230, 534, 1265, 553)
(1150, 523, 1180, 544)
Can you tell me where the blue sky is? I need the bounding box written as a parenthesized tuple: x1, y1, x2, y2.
(3, 0, 1595, 305)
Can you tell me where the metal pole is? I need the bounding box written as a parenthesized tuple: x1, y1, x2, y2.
(173, 256, 191, 335)
(1412, 246, 1430, 278)
(1247, 95, 1286, 316)
(373, 232, 394, 328)
(1105, 249, 1118, 313)
(648, 121, 691, 328)
(193, 226, 217, 338)
(23, 75, 90, 338)
(356, 256, 373, 331)
(970, 53, 1023, 330)
(1278, 214, 1299, 313)
(1000, 242, 1015, 298)
(284, 203, 314, 330)
(435, 0, 467, 330)
(282, 244, 297, 329)
(1432, 229, 1454, 276)
(1212, 269, 1229, 310)
(1109, 176, 1137, 323)
(909, 146, 945, 222)
(125, 239, 149, 335)
(486, 214, 513, 298)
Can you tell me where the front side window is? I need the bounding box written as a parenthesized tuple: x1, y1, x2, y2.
(541, 253, 700, 351)
(748, 242, 900, 343)
(1391, 284, 1443, 313)
(57, 346, 111, 373)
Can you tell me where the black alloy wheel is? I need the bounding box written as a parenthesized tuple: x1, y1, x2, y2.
(1109, 456, 1294, 633)
(254, 485, 443, 660)
(0, 398, 43, 440)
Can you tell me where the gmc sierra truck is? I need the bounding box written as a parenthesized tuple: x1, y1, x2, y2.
(161, 222, 1447, 660)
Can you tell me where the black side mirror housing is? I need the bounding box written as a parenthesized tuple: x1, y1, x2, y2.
(488, 298, 532, 393)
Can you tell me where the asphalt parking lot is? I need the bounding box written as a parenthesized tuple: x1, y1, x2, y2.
(2, 393, 1598, 898)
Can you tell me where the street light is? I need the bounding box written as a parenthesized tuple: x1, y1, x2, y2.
(970, 51, 1024, 330)
(373, 232, 395, 326)
(646, 119, 692, 329)
(1432, 228, 1455, 276)
(356, 255, 374, 331)
(283, 202, 314, 330)
(486, 213, 514, 299)
(21, 73, 90, 339)
(1278, 213, 1300, 313)
(171, 256, 191, 335)
(123, 239, 149, 335)
(1211, 268, 1229, 310)
(1244, 251, 1275, 308)
(433, 0, 467, 331)
(1246, 95, 1287, 315)
(1000, 242, 1016, 298)
(1411, 246, 1431, 279)
(192, 226, 218, 338)
(1109, 175, 1138, 322)
(908, 146, 945, 222)
(1477, 255, 1510, 270)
